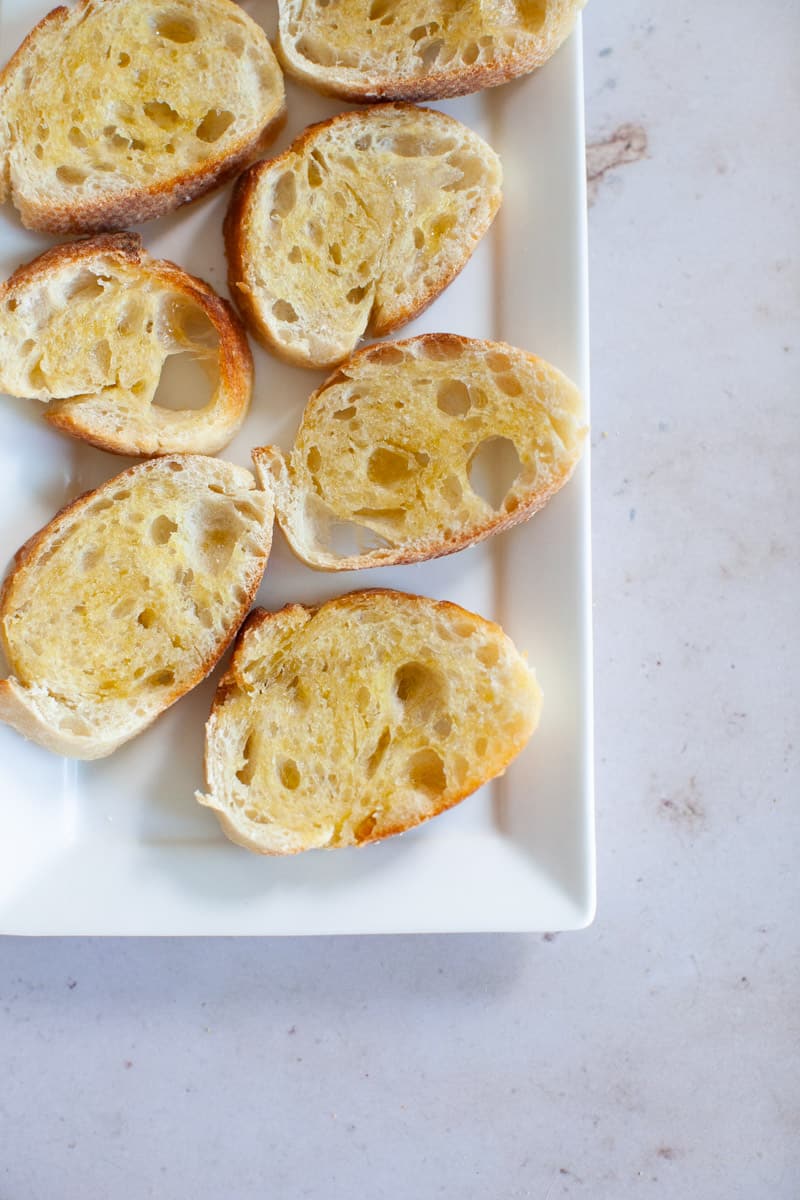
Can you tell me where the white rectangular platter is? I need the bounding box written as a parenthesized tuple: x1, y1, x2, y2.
(0, 0, 594, 934)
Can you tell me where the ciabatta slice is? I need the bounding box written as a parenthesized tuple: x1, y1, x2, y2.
(254, 334, 586, 571)
(225, 106, 502, 368)
(277, 0, 586, 102)
(0, 0, 285, 233)
(0, 455, 273, 759)
(0, 234, 253, 456)
(197, 590, 541, 853)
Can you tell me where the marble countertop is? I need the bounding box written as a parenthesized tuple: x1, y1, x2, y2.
(1, 2, 797, 1196)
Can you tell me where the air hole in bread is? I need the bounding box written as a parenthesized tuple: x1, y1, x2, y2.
(143, 100, 181, 131)
(279, 759, 301, 790)
(152, 353, 217, 411)
(150, 515, 178, 546)
(346, 285, 370, 305)
(477, 642, 500, 668)
(408, 748, 446, 795)
(462, 42, 480, 65)
(226, 32, 244, 54)
(307, 159, 323, 187)
(118, 51, 131, 66)
(272, 171, 298, 220)
(6, 298, 18, 312)
(153, 11, 198, 42)
(165, 299, 217, 347)
(442, 475, 463, 507)
(272, 299, 299, 324)
(436, 379, 471, 417)
(468, 437, 521, 510)
(354, 813, 378, 840)
(236, 734, 256, 786)
(495, 373, 523, 397)
(56, 165, 88, 186)
(93, 338, 111, 375)
(81, 546, 103, 572)
(328, 242, 343, 265)
(233, 499, 262, 523)
(417, 39, 444, 68)
(393, 661, 446, 722)
(147, 668, 175, 687)
(444, 153, 485, 192)
(68, 126, 88, 148)
(356, 685, 370, 713)
(20, 339, 34, 355)
(199, 520, 238, 574)
(367, 446, 413, 487)
(434, 715, 453, 739)
(138, 607, 157, 628)
(366, 727, 391, 776)
(196, 109, 234, 143)
(368, 0, 396, 17)
(487, 352, 513, 373)
(516, 0, 548, 31)
(413, 227, 425, 250)
(59, 714, 91, 737)
(475, 735, 488, 756)
(288, 245, 302, 264)
(421, 339, 462, 362)
(307, 446, 322, 473)
(295, 35, 358, 68)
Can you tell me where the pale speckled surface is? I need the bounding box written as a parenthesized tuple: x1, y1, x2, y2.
(1, 1, 799, 1196)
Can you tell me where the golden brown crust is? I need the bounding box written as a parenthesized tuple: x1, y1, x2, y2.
(1, 233, 254, 456)
(15, 114, 286, 235)
(0, 455, 272, 759)
(275, 0, 583, 103)
(201, 589, 537, 852)
(257, 333, 585, 572)
(0, 0, 286, 233)
(225, 106, 501, 367)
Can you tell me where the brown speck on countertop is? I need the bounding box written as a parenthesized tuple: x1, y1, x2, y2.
(586, 124, 648, 205)
(656, 1147, 678, 1161)
(658, 776, 707, 831)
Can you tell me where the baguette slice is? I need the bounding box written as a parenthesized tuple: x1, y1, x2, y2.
(225, 106, 502, 368)
(0, 455, 273, 759)
(197, 589, 541, 853)
(254, 334, 585, 571)
(0, 234, 253, 456)
(0, 0, 285, 233)
(277, 0, 585, 102)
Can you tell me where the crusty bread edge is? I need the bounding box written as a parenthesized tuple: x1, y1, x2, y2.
(224, 105, 502, 368)
(0, 455, 274, 759)
(0, 678, 132, 759)
(276, 4, 582, 102)
(0, 0, 286, 233)
(197, 589, 542, 854)
(254, 334, 586, 572)
(0, 232, 254, 456)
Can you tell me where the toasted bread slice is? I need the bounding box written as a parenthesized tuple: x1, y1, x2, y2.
(0, 455, 273, 759)
(0, 234, 253, 456)
(253, 334, 585, 571)
(197, 589, 541, 853)
(277, 0, 585, 102)
(225, 106, 502, 368)
(0, 0, 285, 233)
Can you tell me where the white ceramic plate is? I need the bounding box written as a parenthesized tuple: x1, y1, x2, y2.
(0, 0, 593, 935)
